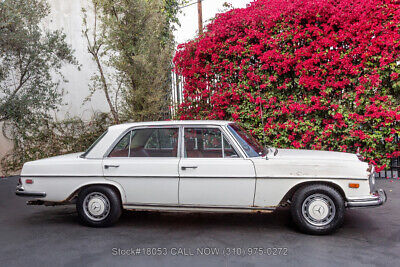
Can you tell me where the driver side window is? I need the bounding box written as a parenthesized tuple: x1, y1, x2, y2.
(184, 127, 239, 158)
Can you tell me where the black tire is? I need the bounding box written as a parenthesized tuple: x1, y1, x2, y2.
(76, 185, 122, 227)
(290, 184, 345, 235)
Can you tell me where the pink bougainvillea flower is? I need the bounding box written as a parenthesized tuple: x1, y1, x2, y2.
(173, 0, 400, 171)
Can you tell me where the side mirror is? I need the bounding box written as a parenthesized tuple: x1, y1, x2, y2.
(264, 147, 278, 159)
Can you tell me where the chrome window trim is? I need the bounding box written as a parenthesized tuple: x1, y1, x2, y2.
(104, 125, 181, 158)
(128, 130, 133, 157)
(181, 125, 245, 159)
(105, 131, 131, 158)
(225, 123, 263, 158)
(221, 124, 250, 158)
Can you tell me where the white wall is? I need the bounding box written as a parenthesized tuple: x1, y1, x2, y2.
(0, 122, 13, 175)
(43, 0, 110, 120)
(0, 0, 252, 174)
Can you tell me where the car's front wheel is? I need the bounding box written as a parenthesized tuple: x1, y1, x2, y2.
(76, 185, 122, 227)
(290, 184, 345, 235)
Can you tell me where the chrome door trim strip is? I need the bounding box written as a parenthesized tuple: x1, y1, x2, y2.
(256, 176, 367, 180)
(20, 175, 179, 178)
(20, 175, 254, 179)
(20, 175, 365, 180)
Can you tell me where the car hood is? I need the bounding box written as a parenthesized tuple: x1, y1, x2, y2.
(252, 148, 369, 180)
(270, 148, 358, 161)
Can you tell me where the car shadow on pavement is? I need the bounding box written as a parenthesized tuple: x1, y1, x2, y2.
(119, 207, 294, 229)
(24, 205, 297, 231)
(19, 200, 387, 238)
(16, 204, 391, 243)
(21, 206, 80, 225)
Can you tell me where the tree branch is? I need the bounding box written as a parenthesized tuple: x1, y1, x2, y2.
(83, 2, 119, 124)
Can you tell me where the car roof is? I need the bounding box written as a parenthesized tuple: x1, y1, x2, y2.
(108, 120, 234, 131)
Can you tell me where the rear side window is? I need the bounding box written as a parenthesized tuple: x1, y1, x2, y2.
(109, 128, 179, 157)
(108, 132, 131, 157)
(81, 130, 108, 158)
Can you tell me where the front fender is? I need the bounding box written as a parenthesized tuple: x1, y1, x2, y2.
(254, 178, 369, 207)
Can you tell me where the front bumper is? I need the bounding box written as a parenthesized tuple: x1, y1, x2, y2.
(346, 189, 387, 208)
(15, 184, 46, 198)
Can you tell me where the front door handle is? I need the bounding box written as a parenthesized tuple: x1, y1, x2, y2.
(181, 166, 198, 170)
(104, 165, 119, 169)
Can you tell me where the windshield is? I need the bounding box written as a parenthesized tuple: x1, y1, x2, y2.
(80, 130, 108, 158)
(227, 123, 265, 157)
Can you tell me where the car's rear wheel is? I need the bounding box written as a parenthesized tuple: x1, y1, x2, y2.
(290, 184, 345, 235)
(76, 185, 122, 227)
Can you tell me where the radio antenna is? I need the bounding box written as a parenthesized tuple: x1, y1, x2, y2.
(258, 90, 266, 146)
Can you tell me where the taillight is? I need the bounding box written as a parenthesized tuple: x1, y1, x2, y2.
(25, 179, 33, 184)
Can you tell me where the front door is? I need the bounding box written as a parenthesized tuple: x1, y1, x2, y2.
(103, 126, 180, 205)
(178, 126, 256, 207)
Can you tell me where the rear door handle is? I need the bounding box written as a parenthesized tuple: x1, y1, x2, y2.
(181, 166, 198, 170)
(104, 165, 119, 169)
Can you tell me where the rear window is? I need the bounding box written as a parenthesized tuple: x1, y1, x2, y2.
(80, 130, 108, 158)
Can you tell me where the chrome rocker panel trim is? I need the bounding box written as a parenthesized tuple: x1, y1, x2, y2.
(346, 189, 386, 208)
(123, 203, 276, 213)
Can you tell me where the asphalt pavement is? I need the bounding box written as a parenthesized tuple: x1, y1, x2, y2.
(0, 176, 399, 267)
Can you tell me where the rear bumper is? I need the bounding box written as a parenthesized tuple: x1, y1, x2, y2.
(346, 189, 387, 208)
(15, 184, 46, 198)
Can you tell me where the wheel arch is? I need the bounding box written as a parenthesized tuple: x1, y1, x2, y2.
(279, 180, 346, 206)
(66, 181, 126, 204)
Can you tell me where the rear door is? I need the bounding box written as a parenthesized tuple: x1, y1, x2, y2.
(178, 126, 256, 207)
(103, 126, 180, 205)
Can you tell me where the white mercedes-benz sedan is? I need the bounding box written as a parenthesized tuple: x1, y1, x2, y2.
(16, 120, 386, 234)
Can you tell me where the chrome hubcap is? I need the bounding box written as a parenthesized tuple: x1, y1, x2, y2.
(302, 193, 335, 226)
(83, 192, 110, 221)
